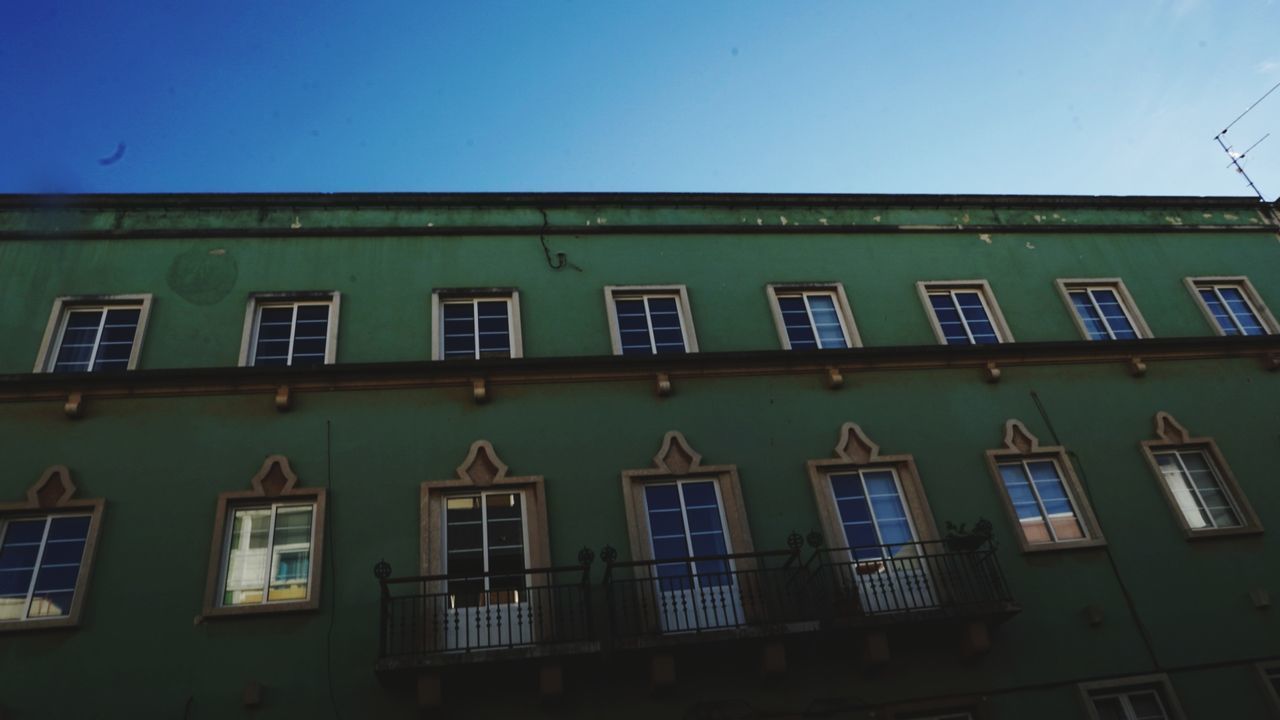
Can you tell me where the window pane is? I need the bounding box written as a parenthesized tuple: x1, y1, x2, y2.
(1219, 287, 1266, 335)
(777, 296, 817, 349)
(1091, 289, 1137, 340)
(442, 303, 478, 358)
(1091, 697, 1128, 720)
(1154, 454, 1211, 529)
(223, 508, 271, 605)
(955, 292, 999, 344)
(1199, 288, 1238, 335)
(929, 294, 970, 345)
(0, 519, 46, 621)
(807, 295, 848, 349)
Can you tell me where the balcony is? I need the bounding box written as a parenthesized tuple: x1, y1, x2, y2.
(374, 561, 597, 673)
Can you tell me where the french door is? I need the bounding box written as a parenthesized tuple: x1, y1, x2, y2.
(644, 479, 743, 632)
(442, 491, 532, 649)
(828, 467, 934, 613)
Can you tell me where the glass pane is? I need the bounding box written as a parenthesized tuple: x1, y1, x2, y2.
(807, 295, 847, 349)
(1154, 453, 1211, 529)
(831, 474, 878, 551)
(615, 299, 654, 355)
(929, 294, 970, 345)
(777, 296, 817, 349)
(1198, 288, 1237, 335)
(223, 508, 272, 605)
(1126, 690, 1169, 720)
(1219, 287, 1266, 335)
(1070, 290, 1109, 340)
(0, 518, 47, 621)
(1090, 697, 1128, 720)
(1091, 289, 1137, 339)
(864, 470, 913, 548)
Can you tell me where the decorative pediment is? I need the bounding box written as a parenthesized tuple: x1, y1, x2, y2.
(248, 455, 301, 497)
(456, 441, 509, 487)
(651, 431, 703, 474)
(832, 422, 882, 464)
(24, 465, 79, 509)
(1000, 420, 1043, 454)
(1152, 412, 1192, 444)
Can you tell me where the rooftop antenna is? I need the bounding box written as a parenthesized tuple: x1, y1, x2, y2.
(1213, 79, 1279, 201)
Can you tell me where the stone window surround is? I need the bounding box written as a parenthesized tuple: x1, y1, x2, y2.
(916, 280, 1015, 345)
(765, 282, 864, 350)
(429, 288, 524, 361)
(1257, 661, 1280, 713)
(201, 455, 327, 618)
(1185, 275, 1279, 336)
(1055, 278, 1154, 340)
(984, 420, 1107, 554)
(33, 293, 154, 373)
(805, 422, 939, 552)
(1139, 411, 1263, 539)
(0, 465, 106, 633)
(602, 285, 700, 355)
(1077, 673, 1187, 720)
(236, 291, 341, 367)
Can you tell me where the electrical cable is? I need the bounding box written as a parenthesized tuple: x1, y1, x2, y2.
(325, 419, 342, 720)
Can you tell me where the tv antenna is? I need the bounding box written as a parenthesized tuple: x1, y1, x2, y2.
(1213, 78, 1279, 201)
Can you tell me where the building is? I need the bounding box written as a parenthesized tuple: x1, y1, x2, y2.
(1, 192, 1279, 719)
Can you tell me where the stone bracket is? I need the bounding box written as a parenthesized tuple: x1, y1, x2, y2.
(274, 385, 291, 411)
(983, 361, 1001, 383)
(825, 366, 844, 389)
(64, 391, 84, 419)
(655, 372, 672, 398)
(1128, 357, 1147, 377)
(472, 377, 488, 404)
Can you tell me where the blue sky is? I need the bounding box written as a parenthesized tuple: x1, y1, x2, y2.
(2, 0, 1278, 197)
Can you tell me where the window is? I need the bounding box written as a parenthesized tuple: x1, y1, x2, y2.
(0, 466, 105, 632)
(766, 284, 861, 349)
(604, 285, 698, 355)
(1186, 276, 1277, 336)
(1080, 676, 1184, 720)
(1057, 279, 1150, 340)
(1258, 662, 1280, 713)
(239, 293, 340, 367)
(203, 456, 326, 617)
(1140, 412, 1262, 538)
(431, 290, 522, 360)
(985, 420, 1104, 552)
(34, 294, 152, 373)
(443, 491, 528, 604)
(917, 281, 1012, 345)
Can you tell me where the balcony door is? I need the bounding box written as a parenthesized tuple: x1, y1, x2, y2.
(828, 468, 935, 613)
(644, 479, 744, 632)
(442, 491, 532, 649)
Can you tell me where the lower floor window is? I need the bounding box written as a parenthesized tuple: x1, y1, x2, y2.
(0, 514, 91, 622)
(222, 503, 315, 606)
(997, 458, 1087, 545)
(444, 491, 528, 606)
(1089, 686, 1172, 720)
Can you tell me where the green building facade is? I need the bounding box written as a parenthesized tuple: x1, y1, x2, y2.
(1, 193, 1279, 719)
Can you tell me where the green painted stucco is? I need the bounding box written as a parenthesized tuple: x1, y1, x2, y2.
(0, 195, 1278, 718)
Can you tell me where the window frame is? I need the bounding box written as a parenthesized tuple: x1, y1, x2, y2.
(916, 280, 1014, 345)
(237, 291, 341, 367)
(34, 294, 154, 373)
(985, 420, 1106, 553)
(1185, 276, 1278, 336)
(1056, 278, 1152, 341)
(766, 283, 862, 350)
(806, 422, 939, 553)
(202, 456, 326, 618)
(1079, 674, 1186, 720)
(0, 466, 105, 633)
(1257, 661, 1280, 715)
(1139, 412, 1263, 539)
(603, 285, 699, 356)
(430, 288, 523, 360)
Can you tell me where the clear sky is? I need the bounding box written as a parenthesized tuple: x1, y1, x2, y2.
(2, 0, 1278, 197)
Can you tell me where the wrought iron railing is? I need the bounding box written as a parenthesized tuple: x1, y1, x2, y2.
(810, 539, 1013, 620)
(375, 559, 594, 660)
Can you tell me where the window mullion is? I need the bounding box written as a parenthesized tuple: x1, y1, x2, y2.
(86, 309, 108, 370)
(260, 504, 279, 600)
(643, 297, 659, 353)
(803, 294, 824, 349)
(283, 305, 298, 366)
(471, 301, 481, 360)
(1021, 460, 1059, 542)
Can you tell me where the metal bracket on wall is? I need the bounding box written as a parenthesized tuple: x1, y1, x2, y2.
(825, 366, 844, 390)
(63, 391, 83, 419)
(274, 385, 291, 411)
(1128, 357, 1147, 378)
(983, 361, 1002, 383)
(655, 372, 672, 398)
(471, 377, 488, 404)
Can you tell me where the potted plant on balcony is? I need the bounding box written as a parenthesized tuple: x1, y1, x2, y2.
(942, 518, 994, 552)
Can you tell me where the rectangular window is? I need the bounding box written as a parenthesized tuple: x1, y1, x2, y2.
(444, 492, 528, 605)
(0, 514, 92, 623)
(436, 295, 518, 360)
(645, 480, 733, 588)
(1261, 664, 1280, 712)
(829, 469, 917, 559)
(246, 298, 335, 367)
(919, 282, 1009, 345)
(1151, 450, 1242, 530)
(997, 459, 1088, 545)
(606, 287, 697, 356)
(1188, 278, 1274, 336)
(35, 295, 152, 373)
(767, 285, 859, 349)
(1088, 686, 1172, 720)
(221, 503, 316, 606)
(1059, 280, 1146, 340)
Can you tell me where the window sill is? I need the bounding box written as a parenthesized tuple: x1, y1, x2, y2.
(0, 616, 81, 633)
(1019, 537, 1108, 554)
(200, 599, 320, 620)
(1183, 525, 1264, 541)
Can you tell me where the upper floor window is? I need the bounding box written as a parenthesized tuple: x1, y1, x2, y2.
(239, 293, 339, 367)
(34, 294, 152, 373)
(431, 290, 522, 360)
(604, 285, 698, 356)
(1186, 276, 1276, 336)
(1080, 676, 1184, 720)
(985, 420, 1105, 553)
(1140, 412, 1262, 538)
(766, 284, 861, 350)
(918, 281, 1012, 345)
(0, 466, 105, 632)
(1057, 279, 1150, 341)
(203, 456, 326, 617)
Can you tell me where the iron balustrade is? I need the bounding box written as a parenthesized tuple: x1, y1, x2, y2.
(377, 563, 593, 661)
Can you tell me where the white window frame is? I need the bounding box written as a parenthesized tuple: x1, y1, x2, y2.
(1056, 278, 1152, 340)
(238, 292, 341, 367)
(218, 501, 318, 608)
(603, 285, 699, 355)
(995, 458, 1092, 545)
(1185, 276, 1278, 336)
(34, 294, 154, 373)
(430, 289, 523, 360)
(1150, 449, 1244, 531)
(442, 490, 532, 590)
(916, 280, 1013, 345)
(766, 283, 862, 349)
(827, 466, 921, 556)
(0, 513, 94, 623)
(1079, 675, 1185, 720)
